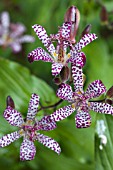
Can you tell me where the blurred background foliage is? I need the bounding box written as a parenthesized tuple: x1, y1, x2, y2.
(0, 0, 113, 169)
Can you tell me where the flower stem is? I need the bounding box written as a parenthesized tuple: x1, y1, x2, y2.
(38, 99, 63, 112)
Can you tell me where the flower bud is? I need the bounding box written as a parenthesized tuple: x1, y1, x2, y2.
(64, 6, 80, 44)
(106, 86, 113, 98)
(53, 77, 62, 85)
(81, 24, 92, 37)
(105, 99, 113, 105)
(100, 6, 108, 25)
(60, 66, 70, 82)
(6, 96, 15, 108)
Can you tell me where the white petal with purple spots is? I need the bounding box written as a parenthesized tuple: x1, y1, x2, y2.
(90, 102, 113, 114)
(72, 64, 83, 92)
(52, 63, 63, 76)
(4, 106, 24, 127)
(35, 133, 61, 154)
(10, 23, 26, 38)
(57, 83, 73, 102)
(0, 38, 4, 45)
(86, 80, 106, 98)
(18, 35, 35, 43)
(59, 22, 71, 39)
(0, 131, 20, 147)
(28, 47, 54, 63)
(75, 110, 91, 128)
(32, 24, 55, 55)
(20, 138, 36, 161)
(10, 42, 22, 53)
(50, 105, 75, 121)
(68, 51, 86, 67)
(1, 11, 10, 28)
(27, 93, 40, 120)
(37, 115, 57, 131)
(75, 33, 98, 51)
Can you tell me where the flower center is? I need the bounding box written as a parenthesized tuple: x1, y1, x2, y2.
(72, 91, 90, 110)
(2, 33, 13, 46)
(19, 120, 38, 141)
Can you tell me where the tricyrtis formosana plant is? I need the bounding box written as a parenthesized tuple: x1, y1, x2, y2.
(0, 5, 113, 161)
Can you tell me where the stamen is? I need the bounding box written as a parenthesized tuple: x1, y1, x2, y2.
(67, 53, 71, 58)
(87, 119, 91, 125)
(19, 129, 24, 136)
(53, 52, 57, 57)
(71, 103, 75, 109)
(77, 91, 82, 95)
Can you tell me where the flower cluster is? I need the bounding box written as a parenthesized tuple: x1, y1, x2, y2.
(0, 11, 34, 53)
(0, 5, 113, 161)
(0, 94, 61, 161)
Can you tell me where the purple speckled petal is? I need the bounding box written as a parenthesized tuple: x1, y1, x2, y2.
(0, 38, 4, 45)
(35, 133, 61, 154)
(90, 102, 113, 114)
(1, 11, 10, 28)
(86, 80, 106, 99)
(32, 24, 55, 55)
(75, 33, 98, 51)
(50, 105, 75, 122)
(57, 83, 73, 102)
(4, 106, 24, 127)
(68, 51, 86, 67)
(75, 110, 91, 128)
(10, 42, 22, 53)
(72, 64, 83, 92)
(52, 63, 63, 76)
(37, 115, 57, 131)
(27, 93, 40, 121)
(18, 35, 35, 43)
(59, 22, 71, 39)
(20, 138, 36, 161)
(0, 131, 20, 147)
(10, 23, 26, 38)
(28, 47, 54, 63)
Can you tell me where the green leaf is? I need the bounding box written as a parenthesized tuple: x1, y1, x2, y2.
(0, 57, 57, 131)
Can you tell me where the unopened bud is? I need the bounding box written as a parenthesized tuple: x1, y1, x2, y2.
(81, 24, 92, 37)
(105, 99, 113, 105)
(106, 86, 113, 98)
(100, 6, 108, 25)
(60, 66, 70, 82)
(6, 96, 15, 108)
(53, 77, 62, 85)
(64, 6, 80, 44)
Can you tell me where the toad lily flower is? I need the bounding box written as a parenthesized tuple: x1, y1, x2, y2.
(0, 11, 34, 53)
(56, 65, 113, 128)
(28, 22, 97, 76)
(0, 94, 61, 161)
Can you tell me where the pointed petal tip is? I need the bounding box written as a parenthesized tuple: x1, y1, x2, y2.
(32, 24, 38, 29)
(57, 147, 61, 155)
(6, 96, 15, 108)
